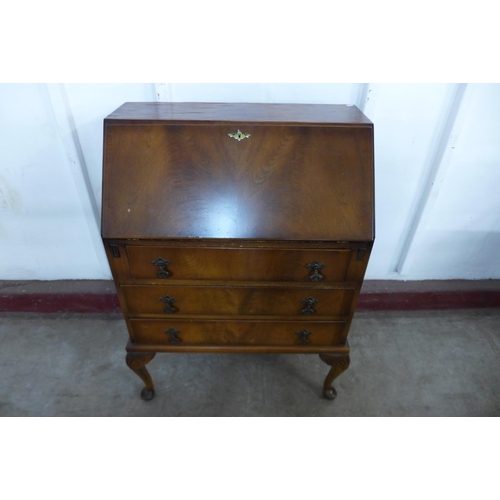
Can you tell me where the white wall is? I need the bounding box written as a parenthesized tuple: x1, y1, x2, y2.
(1, 83, 499, 280)
(0, 84, 156, 280)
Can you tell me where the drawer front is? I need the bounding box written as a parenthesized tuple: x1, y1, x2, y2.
(122, 285, 355, 317)
(130, 319, 346, 347)
(127, 246, 351, 282)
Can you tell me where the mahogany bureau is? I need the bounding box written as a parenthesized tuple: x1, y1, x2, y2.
(101, 102, 374, 401)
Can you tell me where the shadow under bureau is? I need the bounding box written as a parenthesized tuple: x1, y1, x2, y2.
(101, 102, 374, 401)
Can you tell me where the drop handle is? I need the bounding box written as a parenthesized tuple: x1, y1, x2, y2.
(296, 329, 312, 346)
(159, 295, 178, 314)
(152, 257, 171, 278)
(301, 296, 318, 315)
(165, 327, 182, 344)
(305, 260, 326, 281)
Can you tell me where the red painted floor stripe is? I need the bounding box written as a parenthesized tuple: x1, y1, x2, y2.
(1, 291, 499, 313)
(0, 294, 121, 313)
(357, 291, 500, 310)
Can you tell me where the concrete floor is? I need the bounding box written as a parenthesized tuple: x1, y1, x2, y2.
(1, 309, 499, 416)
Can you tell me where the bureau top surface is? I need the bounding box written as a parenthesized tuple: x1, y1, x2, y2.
(102, 103, 374, 241)
(105, 102, 373, 126)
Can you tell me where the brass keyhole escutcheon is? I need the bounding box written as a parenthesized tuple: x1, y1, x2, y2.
(228, 130, 251, 141)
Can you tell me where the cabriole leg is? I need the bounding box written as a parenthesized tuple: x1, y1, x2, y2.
(126, 352, 156, 401)
(319, 352, 351, 400)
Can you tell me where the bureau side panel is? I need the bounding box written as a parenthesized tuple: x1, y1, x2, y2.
(340, 242, 373, 343)
(102, 239, 136, 342)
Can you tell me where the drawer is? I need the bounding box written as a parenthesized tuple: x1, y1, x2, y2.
(130, 319, 346, 347)
(126, 246, 351, 282)
(122, 284, 355, 318)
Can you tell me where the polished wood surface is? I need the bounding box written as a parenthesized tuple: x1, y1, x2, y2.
(102, 123, 374, 240)
(125, 352, 156, 401)
(126, 341, 352, 355)
(126, 246, 352, 282)
(130, 319, 346, 347)
(101, 102, 375, 400)
(122, 284, 355, 317)
(319, 351, 351, 400)
(105, 102, 373, 126)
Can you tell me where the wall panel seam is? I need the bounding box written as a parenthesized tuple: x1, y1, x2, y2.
(395, 83, 468, 274)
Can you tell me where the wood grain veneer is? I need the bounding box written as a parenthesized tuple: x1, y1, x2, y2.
(102, 102, 375, 401)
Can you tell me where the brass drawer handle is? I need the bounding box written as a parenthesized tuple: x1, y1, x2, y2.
(301, 296, 318, 315)
(165, 327, 181, 344)
(152, 257, 171, 278)
(305, 260, 326, 281)
(296, 329, 312, 346)
(159, 295, 177, 314)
